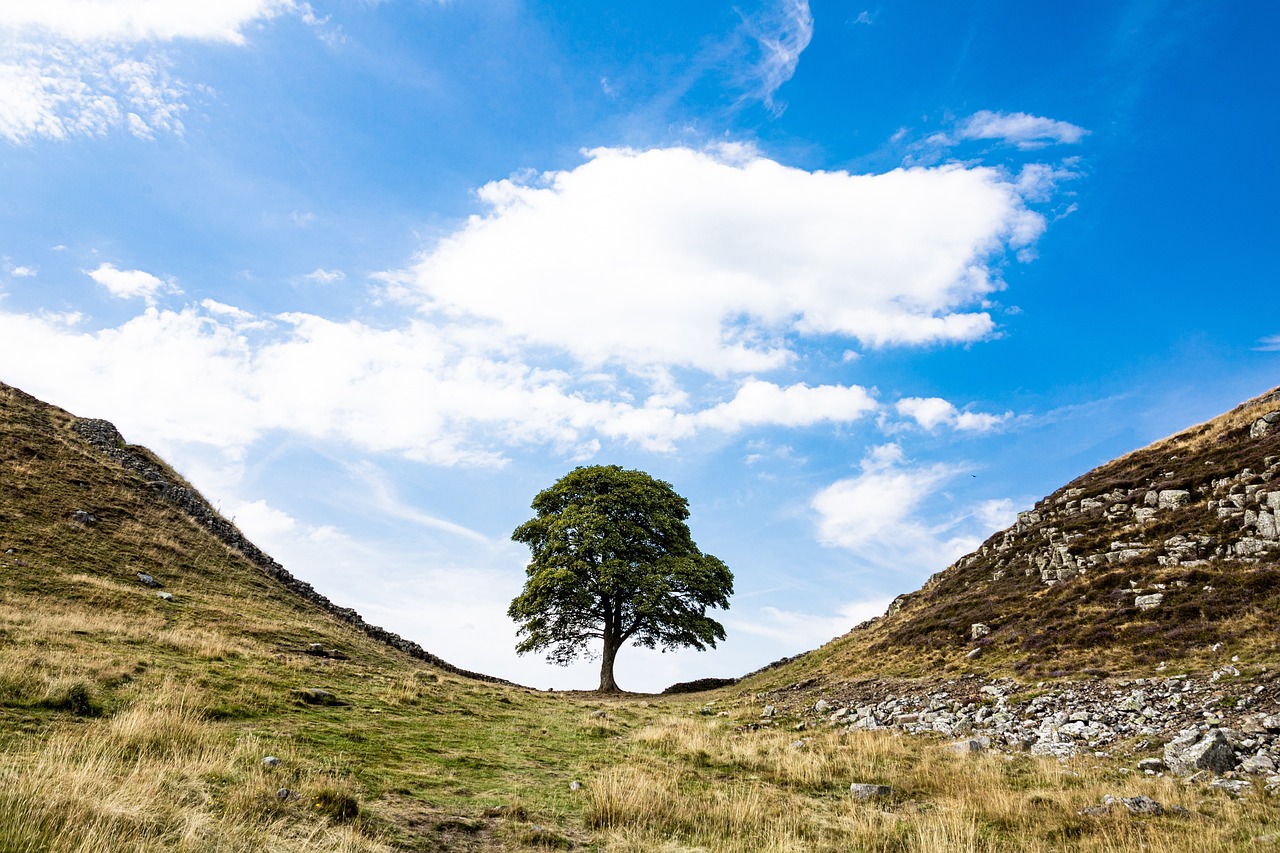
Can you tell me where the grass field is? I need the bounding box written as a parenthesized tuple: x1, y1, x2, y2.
(3, 382, 1279, 851)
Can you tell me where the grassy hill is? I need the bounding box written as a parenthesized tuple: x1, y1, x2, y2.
(750, 385, 1280, 690)
(2, 380, 1278, 851)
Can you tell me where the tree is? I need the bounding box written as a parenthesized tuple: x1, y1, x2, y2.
(507, 465, 733, 693)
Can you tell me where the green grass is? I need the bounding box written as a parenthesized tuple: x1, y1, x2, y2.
(5, 380, 1280, 851)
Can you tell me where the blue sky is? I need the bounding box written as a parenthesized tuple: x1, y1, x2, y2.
(2, 0, 1277, 691)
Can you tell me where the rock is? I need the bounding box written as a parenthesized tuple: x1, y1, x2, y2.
(294, 687, 346, 706)
(761, 705, 777, 717)
(569, 780, 582, 791)
(1211, 778, 1254, 797)
(970, 623, 991, 640)
(1252, 413, 1280, 438)
(136, 572, 161, 588)
(965, 648, 983, 659)
(1135, 593, 1164, 611)
(1241, 754, 1277, 775)
(1137, 758, 1167, 773)
(70, 510, 97, 525)
(1121, 795, 1164, 815)
(156, 591, 174, 601)
(1164, 729, 1237, 775)
(1157, 490, 1191, 510)
(1262, 715, 1280, 732)
(262, 756, 281, 767)
(1031, 739, 1079, 760)
(276, 788, 292, 800)
(790, 739, 807, 749)
(949, 738, 990, 754)
(590, 710, 608, 718)
(849, 783, 895, 800)
(1258, 512, 1279, 540)
(813, 699, 831, 713)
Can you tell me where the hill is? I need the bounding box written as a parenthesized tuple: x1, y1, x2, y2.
(761, 384, 1280, 686)
(3, 379, 1279, 852)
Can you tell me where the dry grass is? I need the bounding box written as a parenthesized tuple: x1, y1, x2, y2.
(0, 685, 390, 853)
(588, 715, 1280, 852)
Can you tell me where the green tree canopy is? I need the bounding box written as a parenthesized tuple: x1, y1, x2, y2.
(507, 465, 733, 692)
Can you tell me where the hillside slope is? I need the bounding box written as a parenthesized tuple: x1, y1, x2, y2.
(741, 385, 1280, 711)
(0, 381, 635, 850)
(4, 380, 1280, 851)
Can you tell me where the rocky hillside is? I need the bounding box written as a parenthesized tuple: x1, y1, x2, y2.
(777, 384, 1280, 684)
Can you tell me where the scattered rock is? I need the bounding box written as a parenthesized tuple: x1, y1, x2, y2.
(294, 687, 346, 706)
(1135, 593, 1164, 611)
(1164, 729, 1238, 776)
(1137, 758, 1167, 774)
(136, 573, 161, 588)
(589, 710, 608, 719)
(813, 699, 831, 713)
(156, 591, 173, 601)
(569, 780, 582, 791)
(262, 756, 281, 767)
(69, 510, 97, 525)
(1121, 795, 1164, 815)
(1211, 778, 1254, 797)
(849, 783, 895, 800)
(970, 623, 991, 640)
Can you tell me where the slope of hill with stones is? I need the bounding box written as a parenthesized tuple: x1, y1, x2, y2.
(764, 385, 1280, 686)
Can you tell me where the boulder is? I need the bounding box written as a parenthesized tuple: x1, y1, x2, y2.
(1157, 490, 1191, 510)
(970, 623, 991, 640)
(1121, 795, 1164, 815)
(849, 783, 895, 800)
(1134, 593, 1164, 611)
(1164, 729, 1237, 775)
(136, 573, 161, 588)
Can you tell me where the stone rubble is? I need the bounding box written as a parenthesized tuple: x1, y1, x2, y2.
(752, 669, 1280, 789)
(944, 429, 1280, 591)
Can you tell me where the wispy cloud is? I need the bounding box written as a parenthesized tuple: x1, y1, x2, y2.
(956, 110, 1089, 149)
(0, 0, 316, 144)
(1255, 335, 1280, 352)
(810, 444, 1004, 576)
(304, 268, 346, 284)
(893, 396, 1011, 433)
(86, 262, 178, 303)
(742, 0, 814, 113)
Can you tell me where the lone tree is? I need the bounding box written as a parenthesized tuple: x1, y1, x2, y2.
(507, 465, 733, 692)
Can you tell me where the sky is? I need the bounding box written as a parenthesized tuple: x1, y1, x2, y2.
(1, 0, 1277, 692)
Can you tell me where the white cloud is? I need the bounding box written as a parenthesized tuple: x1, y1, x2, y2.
(304, 268, 346, 283)
(728, 596, 893, 646)
(87, 262, 176, 302)
(743, 0, 814, 113)
(1, 146, 1066, 473)
(0, 0, 314, 144)
(810, 444, 1005, 576)
(956, 110, 1089, 149)
(10, 265, 37, 277)
(404, 146, 1047, 373)
(0, 1, 301, 44)
(0, 303, 885, 466)
(1255, 335, 1280, 352)
(0, 43, 188, 143)
(894, 396, 1011, 433)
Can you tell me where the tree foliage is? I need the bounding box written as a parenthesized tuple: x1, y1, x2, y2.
(507, 465, 733, 692)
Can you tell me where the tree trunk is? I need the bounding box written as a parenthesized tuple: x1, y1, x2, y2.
(598, 637, 621, 693)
